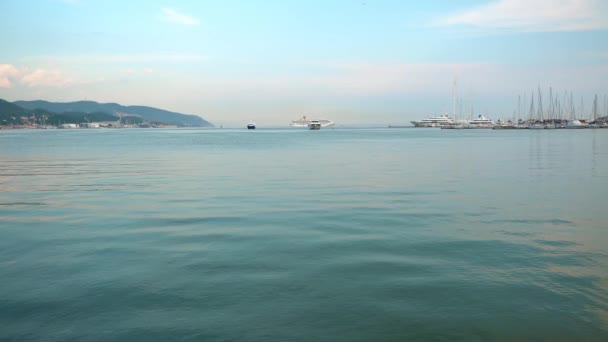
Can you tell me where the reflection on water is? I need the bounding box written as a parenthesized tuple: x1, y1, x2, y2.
(1, 128, 607, 340)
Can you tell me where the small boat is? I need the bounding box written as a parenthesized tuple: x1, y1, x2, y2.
(308, 120, 321, 130)
(247, 122, 256, 129)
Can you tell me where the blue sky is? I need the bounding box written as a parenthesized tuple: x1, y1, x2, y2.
(1, 0, 607, 125)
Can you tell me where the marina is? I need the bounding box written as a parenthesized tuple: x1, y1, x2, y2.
(409, 115, 608, 130)
(408, 86, 608, 130)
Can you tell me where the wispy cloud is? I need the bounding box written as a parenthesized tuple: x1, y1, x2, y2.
(20, 69, 74, 88)
(23, 54, 208, 64)
(190, 62, 499, 97)
(122, 67, 155, 74)
(0, 64, 100, 88)
(0, 64, 19, 88)
(437, 0, 608, 32)
(307, 63, 494, 95)
(161, 7, 200, 26)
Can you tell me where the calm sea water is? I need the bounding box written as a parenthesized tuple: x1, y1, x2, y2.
(1, 128, 607, 341)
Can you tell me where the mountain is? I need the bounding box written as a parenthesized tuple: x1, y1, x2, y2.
(0, 99, 29, 124)
(1, 99, 119, 126)
(14, 100, 213, 127)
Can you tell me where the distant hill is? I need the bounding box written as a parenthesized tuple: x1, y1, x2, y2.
(0, 99, 29, 124)
(14, 100, 213, 127)
(1, 99, 119, 126)
(0, 99, 28, 115)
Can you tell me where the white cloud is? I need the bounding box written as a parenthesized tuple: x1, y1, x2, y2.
(161, 7, 200, 26)
(437, 0, 608, 32)
(1, 64, 79, 88)
(20, 69, 74, 87)
(306, 63, 495, 95)
(0, 64, 19, 88)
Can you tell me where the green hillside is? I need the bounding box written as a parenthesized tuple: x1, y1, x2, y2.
(0, 99, 29, 125)
(14, 100, 213, 127)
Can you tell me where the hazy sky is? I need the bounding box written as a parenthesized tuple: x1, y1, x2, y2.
(1, 0, 607, 126)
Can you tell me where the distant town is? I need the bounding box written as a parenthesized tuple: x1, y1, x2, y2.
(0, 99, 213, 129)
(1, 117, 180, 130)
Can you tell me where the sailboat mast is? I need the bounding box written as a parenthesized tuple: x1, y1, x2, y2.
(564, 90, 568, 121)
(452, 78, 457, 121)
(523, 93, 527, 123)
(593, 94, 598, 122)
(571, 92, 575, 120)
(549, 86, 553, 121)
(537, 86, 544, 122)
(518, 94, 521, 122)
(469, 86, 473, 122)
(459, 97, 463, 121)
(529, 91, 535, 121)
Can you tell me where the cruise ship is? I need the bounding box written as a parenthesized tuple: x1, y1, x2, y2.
(308, 120, 321, 130)
(290, 116, 335, 128)
(410, 114, 455, 127)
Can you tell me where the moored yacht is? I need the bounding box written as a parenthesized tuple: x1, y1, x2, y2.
(410, 114, 455, 127)
(493, 119, 517, 129)
(528, 122, 545, 129)
(247, 122, 256, 129)
(566, 120, 585, 129)
(468, 115, 495, 128)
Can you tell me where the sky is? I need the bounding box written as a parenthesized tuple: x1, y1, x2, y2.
(1, 0, 607, 126)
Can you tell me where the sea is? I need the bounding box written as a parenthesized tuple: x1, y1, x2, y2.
(1, 127, 607, 341)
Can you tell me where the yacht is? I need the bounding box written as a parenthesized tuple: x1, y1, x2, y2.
(411, 114, 455, 127)
(468, 115, 494, 128)
(308, 120, 321, 130)
(493, 119, 516, 129)
(247, 122, 256, 129)
(528, 123, 545, 129)
(290, 116, 334, 128)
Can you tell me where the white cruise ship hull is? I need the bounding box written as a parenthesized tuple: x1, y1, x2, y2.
(290, 119, 334, 128)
